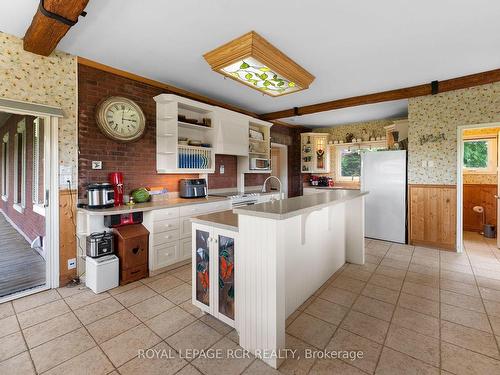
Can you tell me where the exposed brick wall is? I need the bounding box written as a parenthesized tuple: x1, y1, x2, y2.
(78, 64, 198, 199)
(208, 154, 238, 189)
(0, 114, 45, 242)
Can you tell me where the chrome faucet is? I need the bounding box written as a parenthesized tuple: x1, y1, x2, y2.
(261, 176, 283, 201)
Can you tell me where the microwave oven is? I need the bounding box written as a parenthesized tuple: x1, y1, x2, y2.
(250, 158, 270, 170)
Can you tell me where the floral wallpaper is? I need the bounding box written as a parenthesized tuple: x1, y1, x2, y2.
(463, 174, 497, 184)
(0, 32, 77, 188)
(408, 82, 500, 184)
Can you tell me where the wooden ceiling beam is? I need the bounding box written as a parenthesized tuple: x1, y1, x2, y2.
(259, 68, 500, 121)
(23, 0, 90, 56)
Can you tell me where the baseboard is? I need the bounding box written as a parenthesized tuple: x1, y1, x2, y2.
(410, 239, 456, 251)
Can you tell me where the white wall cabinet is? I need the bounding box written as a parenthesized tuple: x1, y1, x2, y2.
(192, 223, 237, 328)
(214, 108, 249, 156)
(238, 118, 273, 174)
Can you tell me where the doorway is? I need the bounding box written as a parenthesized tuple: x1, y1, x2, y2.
(271, 143, 288, 198)
(0, 99, 60, 303)
(457, 122, 500, 252)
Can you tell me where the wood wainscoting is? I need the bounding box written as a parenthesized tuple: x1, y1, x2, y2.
(409, 184, 456, 250)
(59, 189, 77, 286)
(463, 184, 497, 232)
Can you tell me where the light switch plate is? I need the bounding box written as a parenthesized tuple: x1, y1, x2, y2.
(220, 165, 225, 174)
(428, 160, 434, 167)
(92, 161, 102, 170)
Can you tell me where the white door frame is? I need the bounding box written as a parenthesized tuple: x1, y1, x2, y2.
(271, 143, 288, 198)
(0, 98, 61, 303)
(456, 121, 500, 253)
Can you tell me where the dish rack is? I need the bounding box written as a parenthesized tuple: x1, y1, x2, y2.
(178, 145, 212, 169)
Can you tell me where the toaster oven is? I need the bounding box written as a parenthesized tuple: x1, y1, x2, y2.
(250, 158, 270, 170)
(86, 232, 114, 258)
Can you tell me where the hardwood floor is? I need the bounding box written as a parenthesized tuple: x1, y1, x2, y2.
(0, 213, 45, 298)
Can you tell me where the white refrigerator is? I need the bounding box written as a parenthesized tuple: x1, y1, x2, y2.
(361, 150, 406, 243)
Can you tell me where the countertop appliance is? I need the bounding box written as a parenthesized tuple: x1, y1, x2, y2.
(87, 183, 115, 209)
(85, 255, 119, 294)
(361, 150, 406, 243)
(179, 178, 207, 198)
(86, 231, 114, 258)
(250, 157, 270, 170)
(210, 191, 260, 207)
(109, 172, 124, 206)
(104, 212, 143, 228)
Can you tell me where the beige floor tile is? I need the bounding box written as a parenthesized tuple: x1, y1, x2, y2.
(56, 285, 89, 299)
(86, 309, 141, 344)
(441, 270, 476, 285)
(286, 313, 336, 349)
(128, 294, 174, 321)
(112, 285, 157, 307)
(177, 364, 203, 375)
(440, 279, 480, 297)
(145, 306, 196, 339)
(484, 300, 500, 317)
(0, 331, 26, 362)
(297, 295, 315, 311)
(365, 254, 383, 265)
(0, 315, 19, 338)
(402, 281, 439, 301)
(331, 275, 366, 294)
(385, 324, 439, 366)
(179, 300, 205, 318)
(340, 310, 389, 344)
(398, 292, 439, 317)
(108, 280, 142, 296)
(170, 266, 193, 282)
(441, 303, 492, 332)
(0, 302, 14, 319)
(405, 271, 440, 288)
(375, 265, 407, 280)
(276, 334, 316, 375)
(341, 267, 373, 282)
(16, 299, 70, 329)
(319, 285, 358, 307)
(147, 275, 184, 293)
(327, 328, 382, 373)
(0, 351, 35, 375)
(480, 287, 500, 302)
(162, 283, 192, 305)
(441, 341, 500, 375)
(392, 306, 440, 338)
(29, 327, 95, 373)
(286, 310, 300, 327)
(490, 315, 500, 336)
(440, 262, 473, 275)
(64, 290, 110, 310)
(74, 297, 123, 325)
(411, 256, 440, 268)
(440, 290, 485, 313)
(379, 257, 409, 271)
(192, 337, 253, 374)
(23, 311, 81, 349)
(352, 295, 395, 322)
(441, 320, 499, 359)
(384, 251, 412, 262)
(226, 329, 239, 344)
(243, 359, 280, 375)
(166, 320, 223, 355)
(43, 346, 114, 375)
(101, 324, 161, 367)
(347, 262, 378, 273)
(118, 341, 187, 375)
(413, 246, 440, 259)
(361, 284, 399, 304)
(12, 290, 61, 313)
(305, 298, 348, 325)
(309, 358, 366, 374)
(200, 314, 234, 335)
(375, 347, 439, 375)
(477, 276, 500, 291)
(368, 274, 403, 292)
(408, 263, 440, 277)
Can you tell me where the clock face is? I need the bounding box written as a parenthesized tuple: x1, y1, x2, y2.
(96, 97, 146, 142)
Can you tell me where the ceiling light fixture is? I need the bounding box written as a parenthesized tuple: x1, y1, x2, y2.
(203, 31, 315, 97)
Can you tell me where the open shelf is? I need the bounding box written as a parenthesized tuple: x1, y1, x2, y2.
(178, 121, 213, 131)
(249, 138, 268, 144)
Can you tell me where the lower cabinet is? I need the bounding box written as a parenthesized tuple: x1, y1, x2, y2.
(192, 223, 236, 328)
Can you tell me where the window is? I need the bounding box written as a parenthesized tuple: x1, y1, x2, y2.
(1, 133, 8, 200)
(14, 119, 26, 212)
(338, 148, 361, 180)
(463, 138, 497, 174)
(33, 118, 40, 204)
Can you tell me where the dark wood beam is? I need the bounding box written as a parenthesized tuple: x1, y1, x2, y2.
(23, 0, 90, 56)
(259, 68, 500, 121)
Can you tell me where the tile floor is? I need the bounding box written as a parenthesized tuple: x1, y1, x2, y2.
(1, 232, 500, 374)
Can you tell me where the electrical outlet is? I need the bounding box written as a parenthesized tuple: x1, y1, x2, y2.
(220, 165, 225, 174)
(92, 161, 102, 170)
(59, 165, 72, 186)
(67, 258, 76, 270)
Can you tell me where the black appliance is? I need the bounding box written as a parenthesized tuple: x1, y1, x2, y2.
(179, 179, 207, 198)
(86, 231, 114, 258)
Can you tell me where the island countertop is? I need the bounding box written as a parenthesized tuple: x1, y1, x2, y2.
(191, 210, 238, 232)
(233, 189, 368, 220)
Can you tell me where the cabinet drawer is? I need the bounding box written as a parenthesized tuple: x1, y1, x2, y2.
(154, 242, 179, 269)
(154, 218, 180, 234)
(154, 207, 180, 222)
(180, 237, 192, 259)
(153, 229, 180, 246)
(121, 264, 148, 285)
(180, 216, 192, 238)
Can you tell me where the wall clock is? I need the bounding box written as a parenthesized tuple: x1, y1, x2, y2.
(96, 97, 146, 142)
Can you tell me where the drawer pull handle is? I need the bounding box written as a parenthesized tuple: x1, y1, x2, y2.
(131, 270, 140, 275)
(132, 247, 140, 254)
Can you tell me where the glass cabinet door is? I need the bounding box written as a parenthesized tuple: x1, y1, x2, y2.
(195, 229, 210, 306)
(218, 234, 235, 320)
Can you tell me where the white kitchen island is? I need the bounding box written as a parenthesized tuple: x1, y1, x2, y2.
(191, 189, 367, 369)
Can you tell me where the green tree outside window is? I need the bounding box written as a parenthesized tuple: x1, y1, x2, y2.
(463, 140, 488, 169)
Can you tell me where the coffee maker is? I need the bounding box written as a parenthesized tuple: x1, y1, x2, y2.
(109, 172, 124, 206)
